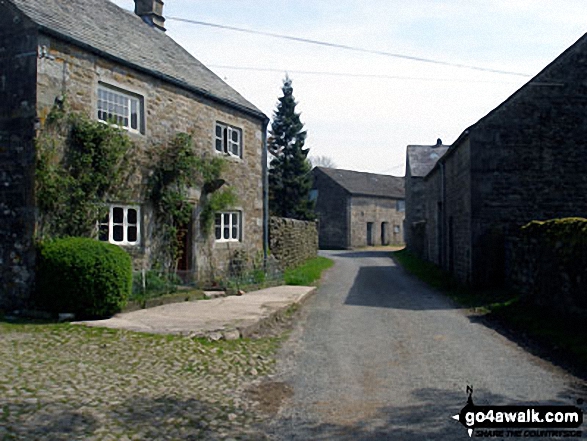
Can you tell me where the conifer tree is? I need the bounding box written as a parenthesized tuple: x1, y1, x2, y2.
(268, 76, 314, 220)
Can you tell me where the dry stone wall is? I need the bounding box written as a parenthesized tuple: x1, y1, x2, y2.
(269, 217, 318, 270)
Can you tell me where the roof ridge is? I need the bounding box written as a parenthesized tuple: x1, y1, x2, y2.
(8, 0, 266, 120)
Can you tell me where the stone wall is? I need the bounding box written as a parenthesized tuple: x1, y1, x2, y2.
(349, 196, 405, 248)
(269, 217, 318, 270)
(424, 168, 442, 267)
(0, 5, 38, 310)
(405, 173, 427, 259)
(506, 218, 587, 318)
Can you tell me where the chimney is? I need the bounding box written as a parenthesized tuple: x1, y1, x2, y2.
(435, 138, 442, 147)
(135, 0, 166, 31)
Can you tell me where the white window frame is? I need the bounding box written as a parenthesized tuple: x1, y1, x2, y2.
(97, 84, 143, 134)
(215, 122, 242, 158)
(98, 205, 141, 246)
(214, 211, 242, 242)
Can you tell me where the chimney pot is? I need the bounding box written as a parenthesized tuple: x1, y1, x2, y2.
(134, 0, 166, 31)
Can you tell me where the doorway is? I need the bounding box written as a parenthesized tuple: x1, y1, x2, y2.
(367, 222, 374, 246)
(381, 222, 389, 246)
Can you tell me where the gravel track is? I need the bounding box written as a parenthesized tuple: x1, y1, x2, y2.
(266, 250, 586, 440)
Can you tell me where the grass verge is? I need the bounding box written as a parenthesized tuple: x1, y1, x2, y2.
(392, 248, 587, 371)
(284, 256, 334, 286)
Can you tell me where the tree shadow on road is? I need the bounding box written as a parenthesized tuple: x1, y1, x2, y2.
(344, 266, 463, 310)
(323, 250, 395, 259)
(264, 385, 582, 440)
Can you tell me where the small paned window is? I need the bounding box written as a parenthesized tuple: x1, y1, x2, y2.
(97, 85, 143, 133)
(215, 122, 242, 158)
(396, 200, 405, 212)
(214, 211, 241, 242)
(99, 205, 141, 245)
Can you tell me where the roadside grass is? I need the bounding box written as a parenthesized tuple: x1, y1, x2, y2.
(284, 256, 334, 286)
(392, 248, 587, 370)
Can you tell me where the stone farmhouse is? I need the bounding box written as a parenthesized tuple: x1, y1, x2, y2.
(0, 0, 269, 310)
(312, 167, 405, 249)
(405, 33, 587, 288)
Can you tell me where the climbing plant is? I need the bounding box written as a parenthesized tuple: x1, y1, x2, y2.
(149, 132, 237, 269)
(35, 100, 133, 239)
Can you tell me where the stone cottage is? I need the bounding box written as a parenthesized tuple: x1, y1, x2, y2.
(0, 0, 269, 309)
(312, 167, 405, 249)
(405, 33, 587, 288)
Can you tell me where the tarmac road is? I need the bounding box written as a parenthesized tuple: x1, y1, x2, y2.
(265, 250, 587, 440)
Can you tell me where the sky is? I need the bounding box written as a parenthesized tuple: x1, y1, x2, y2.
(112, 0, 587, 176)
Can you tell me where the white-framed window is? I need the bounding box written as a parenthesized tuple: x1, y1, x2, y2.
(98, 205, 141, 246)
(396, 199, 405, 212)
(214, 211, 241, 242)
(97, 84, 143, 133)
(215, 122, 242, 158)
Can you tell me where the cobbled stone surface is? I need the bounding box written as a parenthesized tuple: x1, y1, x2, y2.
(0, 321, 282, 440)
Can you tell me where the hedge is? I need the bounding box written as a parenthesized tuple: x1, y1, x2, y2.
(36, 237, 132, 318)
(508, 217, 587, 316)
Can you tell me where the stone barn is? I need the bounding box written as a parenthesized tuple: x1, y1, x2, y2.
(404, 139, 449, 260)
(312, 167, 405, 249)
(406, 33, 587, 288)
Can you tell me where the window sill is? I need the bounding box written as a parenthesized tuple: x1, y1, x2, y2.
(213, 240, 243, 250)
(215, 150, 243, 162)
(105, 242, 141, 247)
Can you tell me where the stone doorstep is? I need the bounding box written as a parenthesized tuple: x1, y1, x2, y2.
(203, 291, 227, 300)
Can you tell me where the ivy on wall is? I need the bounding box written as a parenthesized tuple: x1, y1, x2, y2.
(35, 100, 132, 240)
(36, 101, 237, 275)
(149, 132, 237, 270)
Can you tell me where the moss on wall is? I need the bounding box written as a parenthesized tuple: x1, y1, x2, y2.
(508, 217, 587, 317)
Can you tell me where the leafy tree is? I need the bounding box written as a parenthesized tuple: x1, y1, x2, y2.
(268, 76, 314, 220)
(309, 155, 337, 168)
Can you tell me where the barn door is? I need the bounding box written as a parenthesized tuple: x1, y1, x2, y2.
(367, 222, 374, 246)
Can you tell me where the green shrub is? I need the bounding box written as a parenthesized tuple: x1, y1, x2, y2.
(36, 237, 131, 318)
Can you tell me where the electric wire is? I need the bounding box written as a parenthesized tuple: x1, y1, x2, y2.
(167, 17, 533, 78)
(208, 64, 522, 84)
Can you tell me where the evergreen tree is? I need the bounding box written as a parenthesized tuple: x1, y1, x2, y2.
(268, 76, 315, 220)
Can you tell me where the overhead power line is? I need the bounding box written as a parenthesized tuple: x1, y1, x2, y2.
(167, 17, 532, 78)
(208, 64, 521, 84)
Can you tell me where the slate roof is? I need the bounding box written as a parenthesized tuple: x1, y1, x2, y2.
(8, 0, 265, 119)
(315, 167, 404, 199)
(406, 144, 449, 177)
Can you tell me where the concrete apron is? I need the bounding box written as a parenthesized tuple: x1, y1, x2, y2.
(76, 285, 316, 340)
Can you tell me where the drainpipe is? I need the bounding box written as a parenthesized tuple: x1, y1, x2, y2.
(262, 118, 270, 268)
